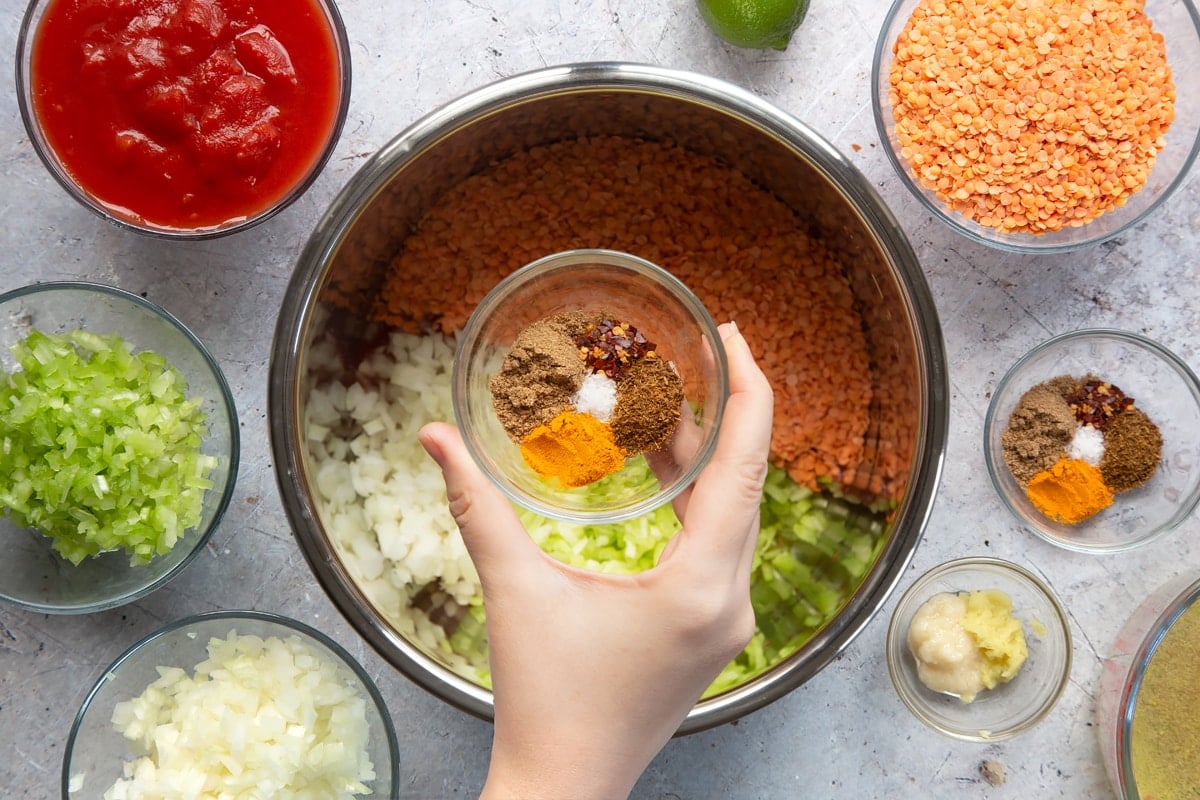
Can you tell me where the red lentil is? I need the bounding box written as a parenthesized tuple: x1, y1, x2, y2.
(888, 0, 1175, 234)
(369, 136, 893, 500)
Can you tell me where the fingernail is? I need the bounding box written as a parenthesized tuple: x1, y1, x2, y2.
(417, 425, 446, 467)
(721, 320, 739, 341)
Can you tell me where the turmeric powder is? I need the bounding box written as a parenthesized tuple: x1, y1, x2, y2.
(1025, 456, 1113, 524)
(520, 409, 627, 487)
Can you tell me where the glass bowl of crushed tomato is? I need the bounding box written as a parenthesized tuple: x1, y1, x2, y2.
(0, 282, 239, 614)
(16, 0, 351, 238)
(872, 0, 1200, 253)
(453, 249, 730, 524)
(983, 329, 1200, 552)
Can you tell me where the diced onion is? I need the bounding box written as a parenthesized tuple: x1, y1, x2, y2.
(103, 631, 376, 800)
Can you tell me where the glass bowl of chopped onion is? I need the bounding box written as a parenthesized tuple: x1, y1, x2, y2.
(885, 557, 1072, 742)
(0, 282, 239, 614)
(872, 0, 1200, 253)
(453, 248, 729, 523)
(983, 329, 1200, 552)
(63, 610, 400, 799)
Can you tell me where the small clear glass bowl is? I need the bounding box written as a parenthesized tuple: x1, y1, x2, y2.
(453, 249, 729, 523)
(886, 557, 1072, 742)
(63, 610, 400, 799)
(983, 329, 1200, 553)
(16, 0, 351, 239)
(872, 0, 1200, 253)
(0, 282, 239, 613)
(1097, 573, 1200, 799)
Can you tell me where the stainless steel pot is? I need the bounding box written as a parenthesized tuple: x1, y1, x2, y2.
(269, 62, 948, 733)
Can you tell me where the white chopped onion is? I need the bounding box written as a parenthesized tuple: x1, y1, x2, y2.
(103, 631, 376, 800)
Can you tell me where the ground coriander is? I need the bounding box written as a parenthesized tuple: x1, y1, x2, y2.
(1000, 377, 1078, 485)
(490, 311, 591, 442)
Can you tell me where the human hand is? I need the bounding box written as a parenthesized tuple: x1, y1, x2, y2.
(418, 321, 773, 800)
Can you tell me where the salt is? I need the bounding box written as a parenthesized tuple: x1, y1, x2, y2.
(574, 372, 618, 422)
(1068, 424, 1105, 466)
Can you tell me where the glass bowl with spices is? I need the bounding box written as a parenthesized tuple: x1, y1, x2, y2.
(453, 249, 729, 523)
(983, 329, 1200, 552)
(872, 0, 1200, 253)
(885, 556, 1072, 742)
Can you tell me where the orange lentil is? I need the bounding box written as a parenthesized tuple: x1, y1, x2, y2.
(368, 136, 893, 500)
(888, 0, 1175, 234)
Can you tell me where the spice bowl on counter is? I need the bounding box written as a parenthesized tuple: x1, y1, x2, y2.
(63, 611, 400, 799)
(984, 329, 1200, 553)
(885, 557, 1072, 742)
(17, 0, 351, 238)
(0, 283, 239, 614)
(872, 0, 1200, 253)
(453, 249, 728, 523)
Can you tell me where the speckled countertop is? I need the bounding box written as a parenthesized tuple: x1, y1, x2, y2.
(3, 1, 1200, 798)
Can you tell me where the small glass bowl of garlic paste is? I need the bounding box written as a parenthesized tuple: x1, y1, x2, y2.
(885, 557, 1072, 741)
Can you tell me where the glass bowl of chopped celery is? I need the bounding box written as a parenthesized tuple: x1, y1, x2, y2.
(63, 610, 400, 799)
(453, 249, 728, 524)
(872, 0, 1200, 253)
(983, 329, 1200, 553)
(0, 282, 239, 614)
(886, 557, 1072, 742)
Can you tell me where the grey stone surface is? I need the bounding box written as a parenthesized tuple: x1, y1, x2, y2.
(3, 1, 1199, 798)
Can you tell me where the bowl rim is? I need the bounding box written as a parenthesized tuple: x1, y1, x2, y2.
(885, 555, 1074, 742)
(982, 327, 1200, 553)
(60, 609, 402, 800)
(14, 0, 353, 240)
(268, 61, 949, 735)
(0, 280, 241, 614)
(870, 0, 1200, 254)
(1113, 575, 1200, 798)
(451, 247, 730, 523)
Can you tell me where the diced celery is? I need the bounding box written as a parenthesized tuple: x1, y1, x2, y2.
(0, 328, 215, 565)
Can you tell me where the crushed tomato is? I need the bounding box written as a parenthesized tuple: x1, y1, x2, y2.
(30, 0, 344, 231)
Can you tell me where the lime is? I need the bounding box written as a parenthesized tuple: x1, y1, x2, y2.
(696, 0, 810, 51)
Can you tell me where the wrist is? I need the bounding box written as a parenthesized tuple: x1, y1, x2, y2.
(479, 732, 644, 800)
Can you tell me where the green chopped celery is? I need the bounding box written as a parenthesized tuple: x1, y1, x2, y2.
(0, 328, 214, 565)
(444, 460, 891, 696)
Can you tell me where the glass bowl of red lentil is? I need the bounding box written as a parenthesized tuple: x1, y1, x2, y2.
(983, 329, 1200, 552)
(872, 0, 1200, 253)
(16, 0, 352, 239)
(452, 248, 728, 523)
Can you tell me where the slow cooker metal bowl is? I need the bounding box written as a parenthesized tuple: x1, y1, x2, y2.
(269, 62, 948, 733)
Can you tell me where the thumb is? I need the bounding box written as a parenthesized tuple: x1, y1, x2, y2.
(417, 422, 543, 590)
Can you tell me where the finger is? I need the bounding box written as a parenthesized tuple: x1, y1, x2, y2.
(643, 395, 704, 518)
(417, 422, 545, 591)
(673, 322, 774, 568)
(653, 321, 740, 522)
